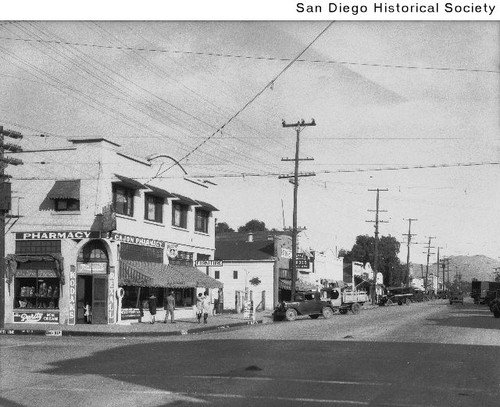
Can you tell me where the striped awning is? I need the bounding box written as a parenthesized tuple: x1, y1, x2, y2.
(47, 180, 80, 200)
(119, 260, 223, 289)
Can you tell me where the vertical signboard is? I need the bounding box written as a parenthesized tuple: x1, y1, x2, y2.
(68, 265, 77, 325)
(108, 266, 115, 324)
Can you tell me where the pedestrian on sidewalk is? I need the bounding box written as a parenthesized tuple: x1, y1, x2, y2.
(202, 292, 211, 324)
(164, 291, 176, 323)
(196, 292, 204, 323)
(148, 294, 157, 324)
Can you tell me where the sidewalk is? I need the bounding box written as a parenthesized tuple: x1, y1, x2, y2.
(0, 311, 275, 337)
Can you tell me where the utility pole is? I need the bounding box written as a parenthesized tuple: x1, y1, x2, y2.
(279, 119, 316, 301)
(366, 188, 388, 304)
(1, 125, 23, 329)
(402, 218, 418, 286)
(440, 258, 448, 292)
(436, 246, 443, 290)
(423, 236, 436, 292)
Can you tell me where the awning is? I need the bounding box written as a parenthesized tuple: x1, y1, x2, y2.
(5, 253, 65, 285)
(47, 180, 80, 200)
(279, 278, 317, 291)
(113, 174, 146, 190)
(171, 193, 199, 206)
(145, 184, 175, 198)
(195, 200, 219, 212)
(119, 260, 223, 289)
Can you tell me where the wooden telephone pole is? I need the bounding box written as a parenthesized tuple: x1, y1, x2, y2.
(280, 119, 316, 301)
(402, 218, 418, 286)
(1, 126, 23, 329)
(366, 188, 388, 304)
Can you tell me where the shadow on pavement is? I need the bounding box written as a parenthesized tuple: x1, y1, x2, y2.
(35, 338, 500, 406)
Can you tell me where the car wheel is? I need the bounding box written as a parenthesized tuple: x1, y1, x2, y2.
(322, 307, 334, 319)
(351, 303, 361, 315)
(405, 298, 411, 305)
(309, 314, 320, 319)
(398, 301, 403, 305)
(285, 308, 298, 321)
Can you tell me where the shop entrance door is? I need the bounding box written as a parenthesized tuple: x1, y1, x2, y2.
(76, 275, 92, 324)
(92, 275, 108, 324)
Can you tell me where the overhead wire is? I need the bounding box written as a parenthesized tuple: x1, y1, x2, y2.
(152, 21, 336, 181)
(0, 34, 498, 74)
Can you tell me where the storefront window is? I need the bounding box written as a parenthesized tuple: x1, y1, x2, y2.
(14, 264, 60, 310)
(170, 251, 193, 266)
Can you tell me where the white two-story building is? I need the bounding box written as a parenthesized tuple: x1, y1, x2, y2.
(4, 138, 221, 325)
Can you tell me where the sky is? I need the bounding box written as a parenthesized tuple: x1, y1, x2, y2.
(1, 20, 499, 265)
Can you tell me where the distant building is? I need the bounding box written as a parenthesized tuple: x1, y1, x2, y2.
(213, 231, 341, 310)
(4, 138, 221, 325)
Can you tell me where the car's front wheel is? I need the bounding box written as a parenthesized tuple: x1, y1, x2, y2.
(285, 308, 298, 321)
(351, 303, 361, 315)
(322, 307, 334, 319)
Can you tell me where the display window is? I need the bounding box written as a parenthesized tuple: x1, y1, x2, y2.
(14, 274, 60, 310)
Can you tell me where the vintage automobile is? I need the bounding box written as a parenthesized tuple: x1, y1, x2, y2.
(273, 291, 335, 321)
(490, 298, 500, 318)
(379, 286, 413, 306)
(449, 291, 464, 305)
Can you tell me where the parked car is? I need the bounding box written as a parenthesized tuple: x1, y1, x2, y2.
(449, 291, 464, 305)
(491, 298, 500, 318)
(273, 291, 335, 321)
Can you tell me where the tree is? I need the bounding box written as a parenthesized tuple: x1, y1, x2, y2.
(237, 219, 268, 233)
(215, 222, 234, 234)
(341, 234, 405, 287)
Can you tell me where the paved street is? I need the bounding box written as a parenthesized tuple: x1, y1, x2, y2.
(1, 300, 499, 407)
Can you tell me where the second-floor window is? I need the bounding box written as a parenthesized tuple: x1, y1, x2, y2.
(172, 203, 188, 229)
(55, 199, 80, 211)
(144, 194, 163, 223)
(113, 185, 134, 217)
(195, 208, 209, 233)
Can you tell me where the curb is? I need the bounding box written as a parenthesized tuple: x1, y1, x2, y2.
(0, 319, 267, 338)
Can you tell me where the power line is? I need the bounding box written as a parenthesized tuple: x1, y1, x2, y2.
(186, 161, 500, 179)
(151, 21, 335, 181)
(0, 35, 498, 74)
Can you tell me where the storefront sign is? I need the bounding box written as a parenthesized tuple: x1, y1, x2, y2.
(16, 231, 104, 240)
(281, 248, 292, 259)
(108, 266, 116, 324)
(195, 260, 223, 267)
(295, 253, 310, 269)
(14, 311, 59, 323)
(68, 265, 77, 325)
(77, 262, 107, 274)
(111, 232, 165, 248)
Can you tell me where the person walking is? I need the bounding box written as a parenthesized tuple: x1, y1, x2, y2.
(148, 294, 157, 324)
(202, 293, 211, 324)
(164, 291, 176, 323)
(195, 292, 204, 323)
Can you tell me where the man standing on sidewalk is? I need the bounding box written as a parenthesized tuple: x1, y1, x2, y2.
(164, 291, 176, 323)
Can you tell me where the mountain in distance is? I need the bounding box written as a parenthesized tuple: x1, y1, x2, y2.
(412, 255, 500, 282)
